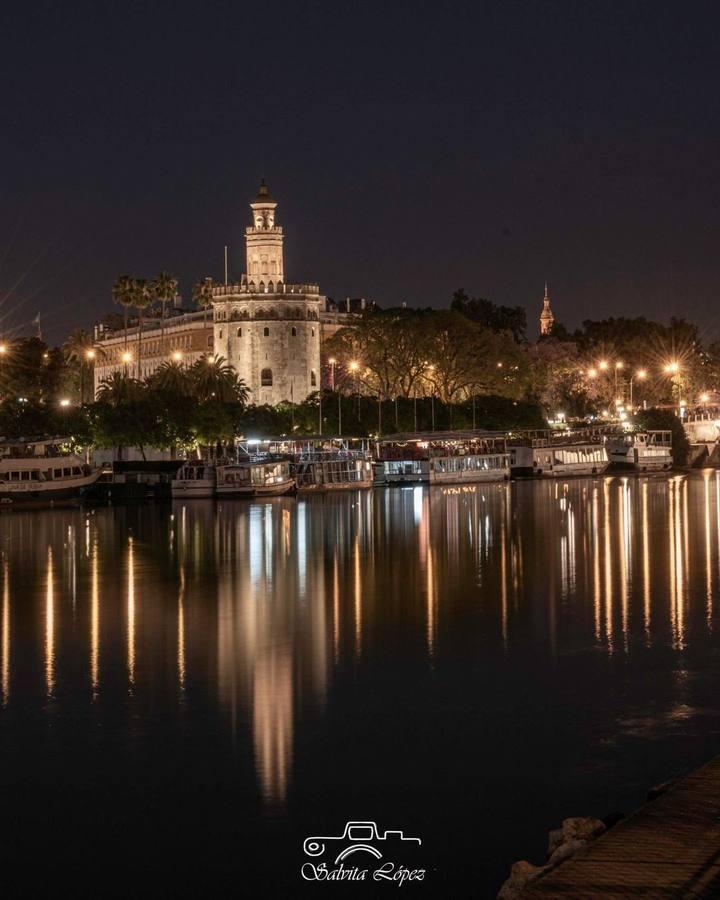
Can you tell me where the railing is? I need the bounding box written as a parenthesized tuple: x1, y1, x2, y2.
(211, 281, 320, 296)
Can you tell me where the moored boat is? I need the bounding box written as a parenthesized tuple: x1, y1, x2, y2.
(608, 430, 673, 472)
(0, 439, 101, 507)
(294, 450, 373, 492)
(171, 461, 217, 498)
(509, 433, 609, 477)
(373, 432, 510, 486)
(215, 460, 295, 497)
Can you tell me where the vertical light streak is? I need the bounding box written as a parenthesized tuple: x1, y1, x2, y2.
(704, 470, 713, 629)
(500, 505, 508, 651)
(603, 480, 614, 652)
(45, 546, 55, 698)
(90, 539, 99, 696)
(1, 558, 9, 705)
(127, 536, 135, 688)
(178, 564, 186, 692)
(592, 487, 601, 643)
(669, 479, 677, 646)
(332, 555, 340, 664)
(618, 479, 630, 652)
(354, 535, 361, 657)
(426, 541, 436, 659)
(642, 481, 650, 643)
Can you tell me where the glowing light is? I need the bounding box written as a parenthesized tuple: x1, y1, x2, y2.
(85, 349, 95, 360)
(349, 360, 359, 372)
(59, 398, 70, 408)
(615, 360, 624, 370)
(587, 367, 598, 378)
(636, 368, 647, 379)
(121, 351, 132, 364)
(172, 350, 183, 362)
(700, 392, 710, 403)
(598, 360, 609, 370)
(328, 356, 336, 365)
(0, 344, 6, 355)
(664, 361, 680, 374)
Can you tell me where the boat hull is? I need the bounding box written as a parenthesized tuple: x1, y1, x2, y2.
(216, 479, 295, 498)
(0, 472, 101, 508)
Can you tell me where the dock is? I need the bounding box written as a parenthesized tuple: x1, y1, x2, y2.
(526, 755, 720, 897)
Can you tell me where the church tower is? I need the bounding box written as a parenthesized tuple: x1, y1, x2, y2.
(539, 283, 554, 335)
(246, 180, 284, 285)
(210, 181, 322, 406)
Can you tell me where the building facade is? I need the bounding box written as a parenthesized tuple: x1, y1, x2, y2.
(94, 183, 351, 398)
(210, 182, 322, 405)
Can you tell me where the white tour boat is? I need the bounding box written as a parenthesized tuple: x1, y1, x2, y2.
(215, 460, 295, 497)
(374, 433, 510, 486)
(608, 430, 673, 472)
(171, 461, 217, 498)
(509, 434, 610, 477)
(0, 439, 100, 507)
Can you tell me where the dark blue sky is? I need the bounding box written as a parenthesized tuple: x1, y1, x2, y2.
(2, 0, 720, 344)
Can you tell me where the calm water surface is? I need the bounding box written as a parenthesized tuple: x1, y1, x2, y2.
(2, 473, 720, 897)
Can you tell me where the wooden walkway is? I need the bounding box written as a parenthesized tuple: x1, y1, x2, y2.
(526, 755, 720, 898)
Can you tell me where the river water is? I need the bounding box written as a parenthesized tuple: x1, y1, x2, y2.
(2, 473, 720, 897)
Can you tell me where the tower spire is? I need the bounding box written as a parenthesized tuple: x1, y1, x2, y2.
(539, 282, 554, 336)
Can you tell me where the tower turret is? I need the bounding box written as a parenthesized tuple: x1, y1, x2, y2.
(539, 282, 554, 335)
(246, 180, 284, 283)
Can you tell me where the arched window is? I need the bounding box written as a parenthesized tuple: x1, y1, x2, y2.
(263, 326, 270, 337)
(237, 327, 242, 337)
(261, 368, 273, 386)
(206, 335, 213, 348)
(291, 326, 297, 337)
(219, 329, 223, 339)
(310, 370, 317, 387)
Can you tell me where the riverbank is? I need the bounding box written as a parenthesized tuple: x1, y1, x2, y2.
(499, 755, 720, 898)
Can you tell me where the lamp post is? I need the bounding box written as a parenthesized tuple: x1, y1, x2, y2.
(328, 357, 336, 390)
(122, 351, 132, 375)
(349, 360, 360, 421)
(614, 360, 624, 398)
(629, 369, 646, 409)
(664, 361, 681, 410)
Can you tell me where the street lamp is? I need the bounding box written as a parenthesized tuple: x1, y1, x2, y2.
(629, 369, 647, 409)
(121, 351, 132, 373)
(59, 398, 70, 408)
(328, 357, 336, 390)
(349, 360, 360, 418)
(614, 360, 624, 396)
(427, 364, 436, 431)
(700, 392, 710, 405)
(172, 350, 183, 362)
(598, 359, 609, 371)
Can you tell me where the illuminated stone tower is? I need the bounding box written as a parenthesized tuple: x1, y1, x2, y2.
(246, 180, 284, 284)
(211, 182, 322, 405)
(539, 283, 554, 335)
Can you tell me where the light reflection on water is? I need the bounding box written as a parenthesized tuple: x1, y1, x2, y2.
(2, 473, 720, 890)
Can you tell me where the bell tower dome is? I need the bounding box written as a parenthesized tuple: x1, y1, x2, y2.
(539, 282, 554, 335)
(245, 180, 284, 284)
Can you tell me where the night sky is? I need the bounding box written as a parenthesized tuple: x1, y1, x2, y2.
(2, 0, 720, 344)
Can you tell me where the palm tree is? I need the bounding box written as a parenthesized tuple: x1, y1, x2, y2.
(112, 275, 135, 353)
(63, 328, 105, 403)
(145, 360, 190, 395)
(96, 371, 143, 406)
(132, 278, 151, 379)
(150, 271, 178, 358)
(192, 277, 215, 328)
(189, 355, 249, 404)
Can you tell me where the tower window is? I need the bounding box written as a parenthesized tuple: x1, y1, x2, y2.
(311, 328, 315, 337)
(237, 327, 242, 337)
(310, 370, 317, 387)
(219, 329, 223, 339)
(291, 327, 297, 337)
(261, 368, 273, 386)
(263, 327, 270, 337)
(206, 335, 213, 348)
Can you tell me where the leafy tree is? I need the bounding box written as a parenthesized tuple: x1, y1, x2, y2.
(451, 289, 527, 342)
(112, 275, 135, 353)
(149, 271, 178, 356)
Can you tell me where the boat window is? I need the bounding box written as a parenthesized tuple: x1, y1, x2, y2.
(72, 466, 82, 475)
(63, 467, 71, 477)
(21, 471, 30, 481)
(54, 469, 62, 479)
(30, 471, 39, 480)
